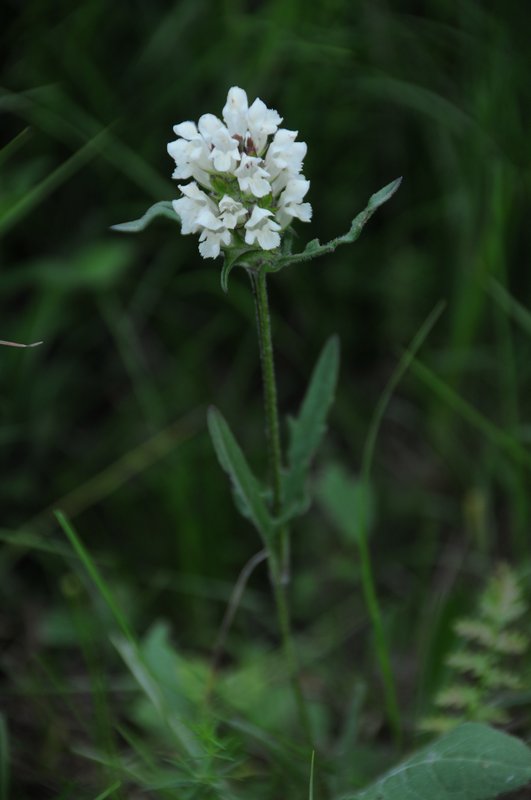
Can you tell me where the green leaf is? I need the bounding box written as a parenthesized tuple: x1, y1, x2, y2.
(282, 336, 340, 518)
(316, 463, 374, 543)
(208, 407, 275, 542)
(112, 633, 203, 758)
(110, 201, 179, 233)
(220, 247, 271, 292)
(221, 249, 244, 293)
(275, 177, 402, 271)
(220, 247, 252, 293)
(347, 723, 531, 800)
(367, 177, 403, 210)
(115, 621, 208, 730)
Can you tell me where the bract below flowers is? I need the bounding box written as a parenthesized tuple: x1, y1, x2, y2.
(168, 87, 311, 259)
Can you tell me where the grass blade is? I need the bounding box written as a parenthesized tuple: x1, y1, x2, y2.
(92, 781, 122, 800)
(54, 510, 135, 645)
(487, 278, 531, 338)
(0, 131, 107, 236)
(354, 301, 445, 744)
(409, 358, 531, 471)
(0, 127, 30, 167)
(55, 512, 204, 762)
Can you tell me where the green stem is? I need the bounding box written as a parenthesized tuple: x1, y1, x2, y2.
(354, 303, 444, 745)
(249, 266, 315, 749)
(251, 268, 283, 515)
(356, 523, 402, 744)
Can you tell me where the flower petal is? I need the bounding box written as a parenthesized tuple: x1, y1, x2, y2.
(222, 87, 249, 136)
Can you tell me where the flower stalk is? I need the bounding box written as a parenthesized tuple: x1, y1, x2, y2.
(250, 264, 315, 748)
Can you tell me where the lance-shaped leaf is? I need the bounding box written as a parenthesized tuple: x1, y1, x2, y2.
(208, 407, 275, 543)
(272, 177, 402, 271)
(0, 339, 42, 348)
(111, 201, 179, 233)
(347, 723, 531, 800)
(282, 336, 340, 518)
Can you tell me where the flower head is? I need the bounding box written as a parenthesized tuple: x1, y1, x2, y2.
(167, 87, 311, 259)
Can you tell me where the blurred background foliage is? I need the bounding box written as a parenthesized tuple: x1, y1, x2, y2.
(2, 0, 531, 797)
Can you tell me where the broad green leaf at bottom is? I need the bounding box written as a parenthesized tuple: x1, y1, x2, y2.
(347, 723, 531, 800)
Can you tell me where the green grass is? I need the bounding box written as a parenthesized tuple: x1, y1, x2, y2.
(2, 0, 531, 797)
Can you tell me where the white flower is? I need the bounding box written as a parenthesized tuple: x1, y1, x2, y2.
(194, 206, 224, 230)
(174, 188, 245, 258)
(210, 129, 241, 172)
(222, 87, 249, 138)
(172, 182, 215, 234)
(194, 206, 232, 259)
(218, 195, 247, 229)
(277, 179, 312, 227)
(222, 88, 282, 153)
(199, 227, 232, 259)
(167, 123, 212, 187)
(198, 114, 241, 173)
(196, 113, 222, 142)
(265, 129, 307, 182)
(244, 206, 281, 250)
(235, 155, 271, 198)
(246, 98, 282, 153)
(169, 86, 310, 260)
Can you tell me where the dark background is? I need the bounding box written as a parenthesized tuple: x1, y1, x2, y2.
(2, 1, 531, 796)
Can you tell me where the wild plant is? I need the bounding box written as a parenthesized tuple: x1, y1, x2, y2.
(114, 85, 401, 750)
(421, 563, 528, 734)
(106, 86, 531, 799)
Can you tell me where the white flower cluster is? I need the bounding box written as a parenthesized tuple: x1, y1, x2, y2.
(167, 87, 311, 259)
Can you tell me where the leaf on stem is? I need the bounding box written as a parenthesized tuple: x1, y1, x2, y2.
(208, 407, 275, 543)
(220, 247, 270, 292)
(346, 723, 531, 800)
(0, 339, 42, 348)
(220, 247, 259, 293)
(273, 177, 402, 271)
(111, 201, 179, 233)
(282, 336, 340, 519)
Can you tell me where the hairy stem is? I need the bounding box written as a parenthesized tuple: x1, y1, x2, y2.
(250, 267, 315, 749)
(251, 268, 283, 515)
